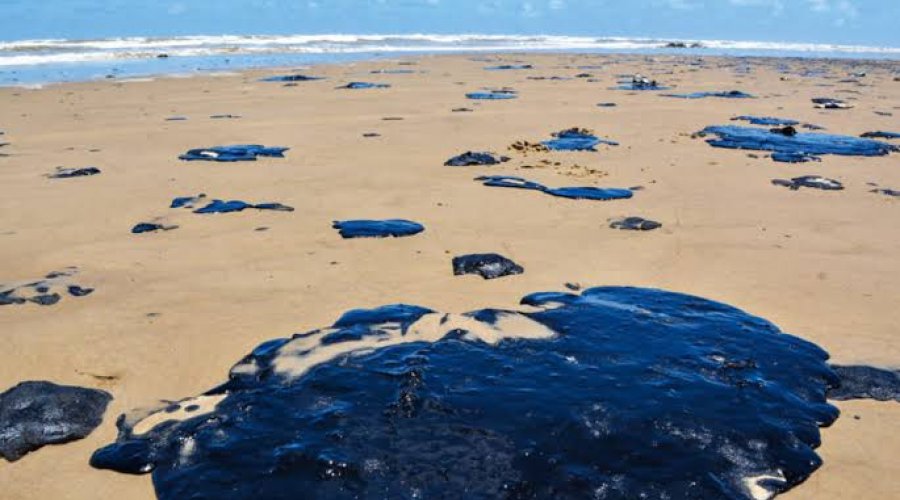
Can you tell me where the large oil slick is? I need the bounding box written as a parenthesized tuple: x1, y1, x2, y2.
(466, 89, 518, 100)
(609, 216, 662, 231)
(332, 220, 425, 239)
(444, 151, 509, 166)
(336, 82, 390, 89)
(699, 125, 897, 162)
(259, 74, 324, 83)
(665, 90, 754, 99)
(828, 366, 900, 402)
(178, 145, 289, 162)
(541, 128, 619, 151)
(485, 64, 533, 70)
(771, 176, 844, 191)
(47, 166, 101, 179)
(1, 381, 111, 461)
(192, 200, 294, 214)
(452, 253, 524, 279)
(91, 287, 840, 500)
(476, 175, 634, 201)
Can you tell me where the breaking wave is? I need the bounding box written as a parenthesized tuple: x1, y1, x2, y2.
(2, 33, 898, 67)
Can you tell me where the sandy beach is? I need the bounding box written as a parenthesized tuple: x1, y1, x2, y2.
(1, 53, 898, 498)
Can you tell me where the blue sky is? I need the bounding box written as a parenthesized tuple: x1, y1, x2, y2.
(1, 0, 897, 45)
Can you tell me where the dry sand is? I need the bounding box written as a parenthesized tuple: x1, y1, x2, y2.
(0, 53, 898, 499)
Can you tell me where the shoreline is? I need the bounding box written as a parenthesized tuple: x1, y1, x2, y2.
(3, 38, 900, 88)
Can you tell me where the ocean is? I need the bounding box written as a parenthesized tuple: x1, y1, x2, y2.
(2, 34, 899, 87)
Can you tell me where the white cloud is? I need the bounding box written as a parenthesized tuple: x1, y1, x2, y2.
(548, 0, 566, 10)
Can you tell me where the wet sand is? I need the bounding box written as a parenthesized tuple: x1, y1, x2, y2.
(1, 53, 898, 499)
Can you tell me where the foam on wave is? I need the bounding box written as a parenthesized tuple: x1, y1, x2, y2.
(2, 34, 898, 67)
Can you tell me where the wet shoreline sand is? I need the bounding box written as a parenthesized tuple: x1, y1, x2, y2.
(1, 53, 898, 499)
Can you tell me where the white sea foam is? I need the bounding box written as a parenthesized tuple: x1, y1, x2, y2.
(1, 33, 897, 67)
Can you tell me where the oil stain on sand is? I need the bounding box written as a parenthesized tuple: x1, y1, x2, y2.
(92, 286, 839, 500)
